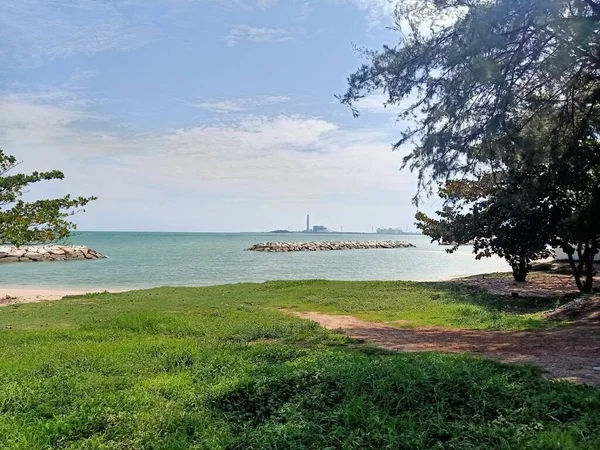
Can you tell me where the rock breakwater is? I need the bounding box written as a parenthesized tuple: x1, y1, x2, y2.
(246, 240, 415, 252)
(0, 245, 105, 263)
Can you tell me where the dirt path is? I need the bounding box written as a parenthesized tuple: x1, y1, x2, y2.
(290, 311, 600, 386)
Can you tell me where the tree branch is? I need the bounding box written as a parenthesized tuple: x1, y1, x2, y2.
(583, 0, 600, 17)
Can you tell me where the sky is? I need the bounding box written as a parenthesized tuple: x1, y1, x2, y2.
(0, 0, 435, 233)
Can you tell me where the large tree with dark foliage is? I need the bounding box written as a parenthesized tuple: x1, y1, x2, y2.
(416, 173, 557, 282)
(0, 150, 96, 247)
(340, 0, 600, 292)
(552, 137, 600, 292)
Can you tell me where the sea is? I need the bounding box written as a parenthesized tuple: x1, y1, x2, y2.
(1, 232, 509, 290)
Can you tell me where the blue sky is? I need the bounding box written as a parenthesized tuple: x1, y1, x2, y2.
(0, 0, 433, 232)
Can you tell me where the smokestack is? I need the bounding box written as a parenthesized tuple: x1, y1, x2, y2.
(306, 214, 310, 232)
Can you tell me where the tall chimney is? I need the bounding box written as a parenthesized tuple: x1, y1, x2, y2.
(306, 214, 310, 232)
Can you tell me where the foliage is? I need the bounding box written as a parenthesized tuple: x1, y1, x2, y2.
(417, 134, 599, 288)
(0, 150, 96, 247)
(0, 282, 597, 449)
(340, 0, 600, 292)
(416, 174, 556, 281)
(340, 0, 600, 191)
(550, 138, 600, 292)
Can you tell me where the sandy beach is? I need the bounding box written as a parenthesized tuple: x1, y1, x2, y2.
(0, 287, 113, 306)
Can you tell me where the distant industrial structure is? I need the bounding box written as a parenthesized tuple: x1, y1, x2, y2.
(303, 215, 331, 233)
(270, 215, 414, 234)
(376, 227, 419, 235)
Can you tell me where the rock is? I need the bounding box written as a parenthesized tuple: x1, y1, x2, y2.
(246, 240, 415, 252)
(1, 256, 20, 263)
(0, 245, 105, 263)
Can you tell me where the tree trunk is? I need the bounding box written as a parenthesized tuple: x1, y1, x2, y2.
(577, 243, 585, 274)
(566, 241, 596, 294)
(511, 256, 529, 282)
(566, 251, 585, 293)
(583, 257, 594, 293)
(581, 240, 597, 294)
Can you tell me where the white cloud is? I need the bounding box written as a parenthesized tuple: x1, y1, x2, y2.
(163, 115, 339, 159)
(0, 0, 398, 67)
(329, 0, 397, 27)
(0, 85, 413, 231)
(248, 0, 279, 9)
(224, 25, 295, 46)
(232, 0, 397, 26)
(352, 93, 402, 114)
(0, 0, 159, 67)
(186, 100, 248, 113)
(208, 0, 278, 10)
(185, 95, 291, 113)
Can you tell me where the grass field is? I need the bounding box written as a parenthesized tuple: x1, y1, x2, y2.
(1, 281, 598, 449)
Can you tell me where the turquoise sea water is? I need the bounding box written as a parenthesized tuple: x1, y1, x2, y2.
(1, 232, 509, 289)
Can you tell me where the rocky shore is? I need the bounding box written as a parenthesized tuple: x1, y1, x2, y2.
(0, 245, 105, 263)
(246, 240, 415, 252)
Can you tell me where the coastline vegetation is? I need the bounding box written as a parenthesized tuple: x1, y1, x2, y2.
(340, 0, 600, 292)
(1, 0, 600, 446)
(1, 281, 598, 449)
(0, 150, 96, 248)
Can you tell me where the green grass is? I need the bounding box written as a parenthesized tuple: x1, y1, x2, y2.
(257, 279, 567, 329)
(2, 280, 567, 332)
(0, 281, 598, 449)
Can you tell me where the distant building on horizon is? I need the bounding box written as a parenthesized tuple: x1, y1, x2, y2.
(376, 227, 419, 235)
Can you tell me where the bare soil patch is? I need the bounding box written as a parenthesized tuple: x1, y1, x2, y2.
(290, 311, 600, 386)
(456, 272, 581, 298)
(543, 297, 600, 321)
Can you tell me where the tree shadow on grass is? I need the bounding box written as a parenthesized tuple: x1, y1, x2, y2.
(419, 281, 571, 315)
(210, 346, 600, 449)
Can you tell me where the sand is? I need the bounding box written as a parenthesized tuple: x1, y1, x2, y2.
(0, 288, 113, 306)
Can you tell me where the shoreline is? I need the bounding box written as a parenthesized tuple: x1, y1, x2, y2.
(0, 271, 582, 307)
(0, 274, 475, 306)
(0, 287, 128, 306)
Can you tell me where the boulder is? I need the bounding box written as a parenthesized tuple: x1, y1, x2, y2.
(246, 240, 415, 253)
(2, 256, 20, 263)
(0, 245, 105, 263)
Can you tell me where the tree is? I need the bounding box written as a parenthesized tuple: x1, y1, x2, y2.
(340, 0, 600, 188)
(340, 0, 600, 292)
(417, 136, 600, 289)
(550, 138, 600, 292)
(416, 172, 558, 282)
(0, 150, 96, 247)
